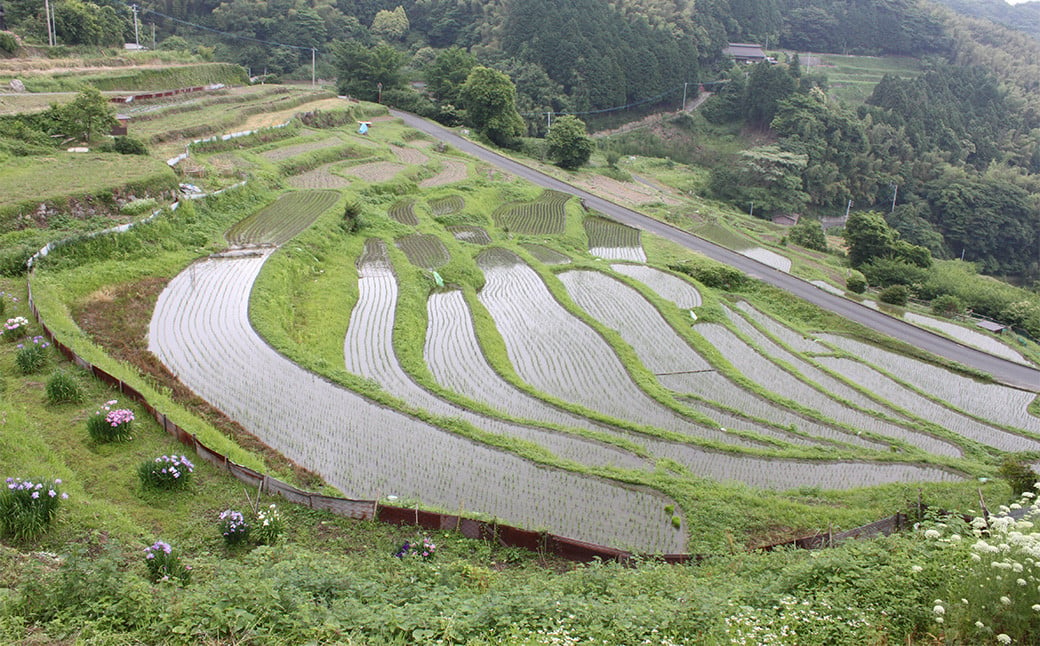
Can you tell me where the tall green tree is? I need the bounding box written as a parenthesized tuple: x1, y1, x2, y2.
(459, 66, 524, 148)
(424, 47, 476, 106)
(333, 41, 405, 101)
(59, 87, 117, 143)
(546, 115, 592, 170)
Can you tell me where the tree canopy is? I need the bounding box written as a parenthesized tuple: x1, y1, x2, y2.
(546, 115, 593, 170)
(459, 66, 524, 148)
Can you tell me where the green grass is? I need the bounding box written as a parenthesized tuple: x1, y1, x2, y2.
(813, 53, 922, 105)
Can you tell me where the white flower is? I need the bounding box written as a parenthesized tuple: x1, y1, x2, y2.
(1032, 604, 1040, 612)
(924, 529, 941, 540)
(976, 621, 986, 628)
(911, 565, 923, 573)
(997, 634, 1012, 645)
(933, 605, 945, 615)
(1001, 596, 1012, 605)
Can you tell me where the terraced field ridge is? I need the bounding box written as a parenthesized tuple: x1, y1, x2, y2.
(584, 216, 646, 262)
(225, 190, 340, 247)
(396, 233, 451, 269)
(150, 244, 686, 553)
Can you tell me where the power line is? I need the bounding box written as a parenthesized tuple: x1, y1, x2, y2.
(522, 80, 725, 118)
(136, 4, 318, 53)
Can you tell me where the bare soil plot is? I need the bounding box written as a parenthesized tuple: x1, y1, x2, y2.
(447, 226, 491, 245)
(344, 161, 406, 183)
(427, 290, 952, 489)
(610, 264, 702, 308)
(571, 173, 681, 206)
(240, 96, 347, 130)
(429, 195, 465, 216)
(477, 249, 764, 448)
(396, 234, 450, 269)
(522, 244, 571, 265)
(492, 190, 570, 234)
(584, 216, 646, 262)
(149, 253, 685, 552)
(420, 159, 469, 188)
(387, 199, 419, 226)
(819, 335, 1040, 435)
(389, 144, 429, 165)
(260, 137, 344, 161)
(347, 240, 648, 471)
(558, 270, 872, 450)
(225, 190, 340, 247)
(285, 165, 352, 190)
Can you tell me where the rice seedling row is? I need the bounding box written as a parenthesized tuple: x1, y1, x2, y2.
(610, 263, 702, 308)
(389, 143, 429, 165)
(447, 226, 492, 245)
(477, 249, 761, 448)
(521, 244, 571, 265)
(557, 270, 876, 450)
(396, 234, 451, 269)
(903, 311, 1029, 364)
(815, 356, 1040, 453)
(425, 291, 950, 488)
(225, 190, 341, 247)
(387, 199, 419, 226)
(492, 190, 570, 234)
(149, 253, 685, 552)
(733, 301, 821, 353)
(429, 195, 465, 216)
(819, 335, 1040, 434)
(584, 216, 646, 262)
(346, 240, 648, 470)
(723, 305, 906, 418)
(285, 165, 352, 190)
(419, 159, 469, 188)
(260, 136, 345, 161)
(695, 323, 964, 457)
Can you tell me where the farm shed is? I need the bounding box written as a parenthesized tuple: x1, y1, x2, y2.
(975, 319, 1008, 334)
(724, 43, 769, 64)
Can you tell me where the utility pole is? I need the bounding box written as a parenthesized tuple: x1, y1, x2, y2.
(151, 22, 155, 50)
(546, 111, 552, 131)
(44, 0, 54, 46)
(890, 184, 898, 213)
(681, 82, 688, 112)
(844, 199, 853, 221)
(132, 4, 140, 48)
(311, 48, 316, 87)
(749, 201, 754, 218)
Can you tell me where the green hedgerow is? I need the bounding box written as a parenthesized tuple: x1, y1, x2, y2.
(15, 336, 50, 374)
(45, 370, 84, 404)
(0, 477, 69, 541)
(137, 455, 194, 491)
(86, 399, 135, 443)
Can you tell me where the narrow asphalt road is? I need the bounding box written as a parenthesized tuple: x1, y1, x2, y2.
(391, 110, 1040, 393)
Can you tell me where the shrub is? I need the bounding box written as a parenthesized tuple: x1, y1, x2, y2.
(15, 335, 50, 374)
(45, 370, 84, 404)
(788, 218, 828, 252)
(846, 271, 867, 294)
(119, 198, 158, 216)
(879, 284, 909, 306)
(0, 32, 19, 55)
(997, 456, 1038, 499)
(143, 541, 191, 584)
(0, 477, 68, 541)
(930, 294, 963, 318)
(112, 136, 149, 156)
(251, 503, 284, 545)
(86, 399, 135, 443)
(138, 455, 194, 490)
(219, 509, 251, 546)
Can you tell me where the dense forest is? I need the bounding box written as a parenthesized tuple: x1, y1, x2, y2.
(1, 0, 1038, 280)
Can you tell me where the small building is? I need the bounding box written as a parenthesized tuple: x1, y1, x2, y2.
(724, 43, 768, 64)
(975, 319, 1008, 335)
(110, 114, 129, 137)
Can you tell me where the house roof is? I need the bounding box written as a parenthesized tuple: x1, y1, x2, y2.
(975, 319, 1008, 333)
(724, 43, 766, 60)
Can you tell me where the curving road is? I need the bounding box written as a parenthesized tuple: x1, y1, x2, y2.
(391, 109, 1040, 393)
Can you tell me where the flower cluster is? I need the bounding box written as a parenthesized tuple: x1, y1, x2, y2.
(918, 485, 1040, 644)
(219, 509, 251, 545)
(144, 540, 191, 584)
(0, 477, 69, 541)
(15, 336, 50, 374)
(138, 455, 194, 490)
(720, 596, 874, 645)
(87, 400, 135, 443)
(252, 503, 284, 545)
(394, 535, 437, 560)
(3, 316, 29, 340)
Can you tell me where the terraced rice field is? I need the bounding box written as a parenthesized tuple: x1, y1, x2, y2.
(149, 250, 685, 552)
(429, 195, 465, 216)
(396, 234, 450, 269)
(447, 226, 492, 245)
(225, 190, 340, 247)
(419, 159, 468, 188)
(739, 247, 792, 272)
(344, 161, 405, 182)
(492, 190, 570, 234)
(261, 136, 344, 161)
(610, 264, 702, 308)
(903, 311, 1028, 364)
(389, 144, 428, 165)
(522, 244, 571, 265)
(584, 217, 646, 262)
(285, 165, 352, 189)
(346, 240, 647, 471)
(387, 199, 419, 225)
(426, 289, 955, 489)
